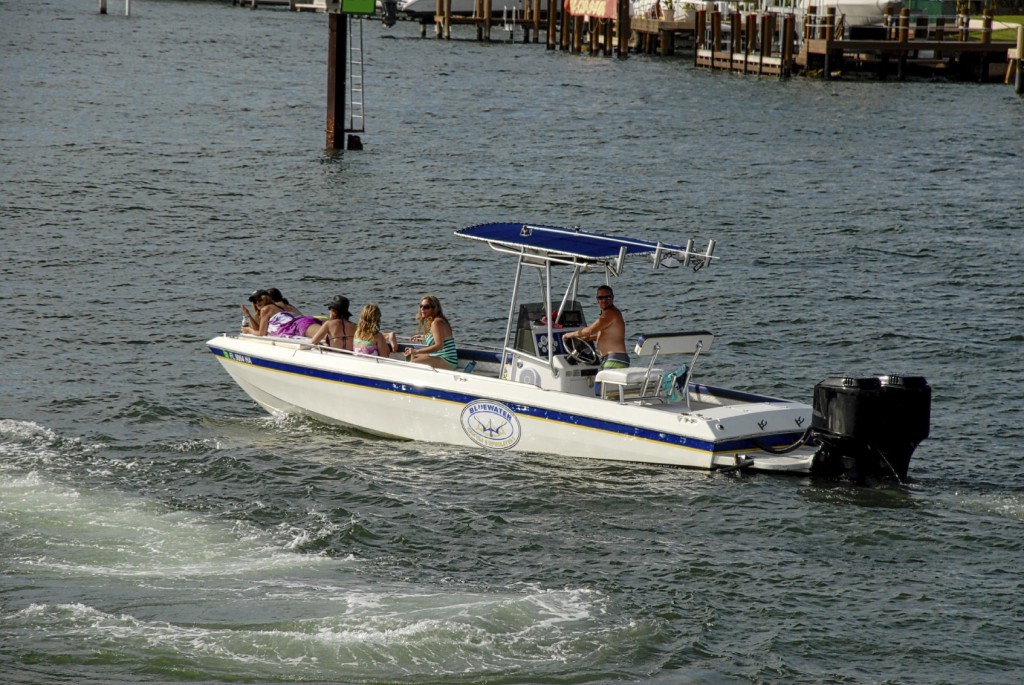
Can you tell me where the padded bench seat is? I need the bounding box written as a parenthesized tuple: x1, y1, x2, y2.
(595, 366, 664, 402)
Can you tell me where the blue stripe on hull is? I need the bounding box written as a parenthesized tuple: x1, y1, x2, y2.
(209, 346, 801, 455)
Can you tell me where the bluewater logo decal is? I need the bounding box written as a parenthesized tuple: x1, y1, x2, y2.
(460, 400, 522, 450)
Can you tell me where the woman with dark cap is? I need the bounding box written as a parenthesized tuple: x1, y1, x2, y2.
(310, 295, 355, 351)
(240, 289, 267, 331)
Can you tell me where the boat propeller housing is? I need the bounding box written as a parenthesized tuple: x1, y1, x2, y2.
(809, 375, 932, 483)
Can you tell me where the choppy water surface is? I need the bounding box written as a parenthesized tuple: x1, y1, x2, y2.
(2, 1, 1023, 683)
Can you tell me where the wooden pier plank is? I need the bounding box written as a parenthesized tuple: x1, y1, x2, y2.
(805, 37, 1018, 55)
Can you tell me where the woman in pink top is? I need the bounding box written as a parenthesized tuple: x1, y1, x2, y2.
(351, 304, 394, 356)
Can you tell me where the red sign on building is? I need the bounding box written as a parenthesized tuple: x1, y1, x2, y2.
(564, 0, 617, 19)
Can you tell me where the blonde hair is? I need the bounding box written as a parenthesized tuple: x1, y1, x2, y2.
(416, 294, 445, 335)
(355, 303, 382, 340)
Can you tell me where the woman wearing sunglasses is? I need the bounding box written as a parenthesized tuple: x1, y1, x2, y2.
(403, 295, 458, 370)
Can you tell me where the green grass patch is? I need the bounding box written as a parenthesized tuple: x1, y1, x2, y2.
(993, 15, 1023, 41)
(966, 16, 1022, 41)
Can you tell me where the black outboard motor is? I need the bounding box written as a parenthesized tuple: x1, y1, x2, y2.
(382, 0, 398, 27)
(810, 375, 931, 483)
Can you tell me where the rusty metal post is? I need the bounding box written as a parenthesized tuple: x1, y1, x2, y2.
(326, 12, 347, 151)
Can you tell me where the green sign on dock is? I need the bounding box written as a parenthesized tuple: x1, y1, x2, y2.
(340, 0, 375, 14)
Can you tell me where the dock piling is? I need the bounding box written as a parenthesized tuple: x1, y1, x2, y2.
(99, 0, 130, 16)
(325, 12, 347, 150)
(320, 2, 1023, 94)
(1012, 24, 1024, 94)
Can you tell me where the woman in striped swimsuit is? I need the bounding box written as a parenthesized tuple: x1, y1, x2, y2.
(404, 294, 457, 370)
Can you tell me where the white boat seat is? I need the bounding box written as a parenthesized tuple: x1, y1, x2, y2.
(596, 366, 665, 403)
(631, 331, 713, 410)
(634, 331, 713, 357)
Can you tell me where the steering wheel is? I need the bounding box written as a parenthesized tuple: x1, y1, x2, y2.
(564, 335, 599, 366)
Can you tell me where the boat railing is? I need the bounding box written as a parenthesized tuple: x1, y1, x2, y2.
(306, 336, 508, 376)
(235, 332, 506, 376)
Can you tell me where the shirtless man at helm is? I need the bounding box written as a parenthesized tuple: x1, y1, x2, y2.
(562, 285, 629, 369)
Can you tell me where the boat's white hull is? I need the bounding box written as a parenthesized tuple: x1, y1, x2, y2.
(399, 0, 548, 17)
(209, 335, 818, 473)
(631, 0, 900, 27)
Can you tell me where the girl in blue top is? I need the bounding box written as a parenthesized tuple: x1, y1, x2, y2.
(404, 295, 458, 370)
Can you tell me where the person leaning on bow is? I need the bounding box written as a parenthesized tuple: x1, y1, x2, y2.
(244, 291, 323, 340)
(240, 289, 266, 331)
(266, 287, 301, 315)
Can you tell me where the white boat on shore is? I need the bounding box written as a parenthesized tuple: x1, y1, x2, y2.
(394, 0, 904, 26)
(632, 0, 902, 27)
(397, 0, 547, 18)
(208, 223, 930, 483)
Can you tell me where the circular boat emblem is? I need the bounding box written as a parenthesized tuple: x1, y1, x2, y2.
(460, 400, 522, 450)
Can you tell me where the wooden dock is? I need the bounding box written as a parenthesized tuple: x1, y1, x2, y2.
(694, 10, 796, 76)
(240, 0, 1022, 88)
(688, 7, 1017, 81)
(232, 0, 296, 9)
(797, 7, 1018, 81)
(630, 17, 695, 56)
(414, 0, 686, 56)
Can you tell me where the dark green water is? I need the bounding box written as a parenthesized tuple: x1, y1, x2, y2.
(2, 1, 1022, 683)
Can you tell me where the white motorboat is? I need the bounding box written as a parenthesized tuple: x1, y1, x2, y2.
(770, 0, 904, 28)
(397, 0, 547, 18)
(208, 223, 930, 483)
(632, 1, 903, 27)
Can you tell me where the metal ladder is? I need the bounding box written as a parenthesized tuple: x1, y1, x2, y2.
(347, 16, 365, 133)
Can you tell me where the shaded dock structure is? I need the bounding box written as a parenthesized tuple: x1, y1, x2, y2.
(406, 0, 1018, 83)
(795, 7, 1019, 81)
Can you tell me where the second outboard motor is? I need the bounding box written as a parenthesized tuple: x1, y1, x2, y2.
(382, 0, 398, 27)
(810, 375, 931, 483)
